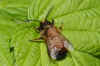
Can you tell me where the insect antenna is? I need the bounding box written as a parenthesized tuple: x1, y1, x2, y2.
(45, 6, 54, 22)
(24, 19, 41, 23)
(25, 6, 54, 23)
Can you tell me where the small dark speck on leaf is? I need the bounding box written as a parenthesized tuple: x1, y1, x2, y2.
(10, 46, 14, 52)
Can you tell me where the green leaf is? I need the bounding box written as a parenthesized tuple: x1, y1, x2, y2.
(0, 0, 32, 66)
(0, 0, 100, 66)
(0, 0, 33, 8)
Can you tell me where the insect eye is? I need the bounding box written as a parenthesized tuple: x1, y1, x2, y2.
(45, 22, 50, 25)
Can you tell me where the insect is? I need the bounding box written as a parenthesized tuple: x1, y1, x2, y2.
(30, 19, 74, 60)
(29, 7, 74, 60)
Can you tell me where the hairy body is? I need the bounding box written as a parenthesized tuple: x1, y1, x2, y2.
(38, 20, 73, 60)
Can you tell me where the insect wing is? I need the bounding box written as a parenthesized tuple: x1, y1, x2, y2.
(64, 40, 74, 51)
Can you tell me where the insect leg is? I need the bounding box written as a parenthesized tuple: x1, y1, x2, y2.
(29, 37, 44, 42)
(58, 22, 64, 30)
(24, 19, 32, 22)
(24, 18, 41, 23)
(33, 27, 41, 33)
(51, 19, 54, 25)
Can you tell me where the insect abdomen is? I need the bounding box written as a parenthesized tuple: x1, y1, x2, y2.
(44, 27, 68, 60)
(40, 24, 73, 60)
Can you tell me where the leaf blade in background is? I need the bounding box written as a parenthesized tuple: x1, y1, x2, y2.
(0, 0, 32, 66)
(0, 0, 100, 66)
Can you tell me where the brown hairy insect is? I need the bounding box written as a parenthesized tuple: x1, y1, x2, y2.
(29, 7, 73, 60)
(30, 19, 74, 60)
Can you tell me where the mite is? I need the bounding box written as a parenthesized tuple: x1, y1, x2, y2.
(32, 19, 74, 60)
